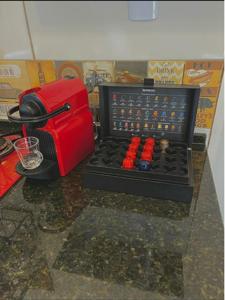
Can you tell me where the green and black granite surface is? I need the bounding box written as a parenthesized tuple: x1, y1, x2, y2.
(0, 123, 223, 300)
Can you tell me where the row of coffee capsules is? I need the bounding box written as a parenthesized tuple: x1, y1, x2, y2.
(122, 136, 155, 170)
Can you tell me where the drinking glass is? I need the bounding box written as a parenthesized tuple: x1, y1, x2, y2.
(13, 137, 43, 170)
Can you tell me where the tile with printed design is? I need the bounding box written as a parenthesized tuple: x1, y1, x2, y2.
(55, 61, 83, 80)
(147, 60, 185, 84)
(115, 61, 147, 83)
(82, 61, 115, 107)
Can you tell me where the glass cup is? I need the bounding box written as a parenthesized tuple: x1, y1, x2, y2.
(13, 137, 43, 170)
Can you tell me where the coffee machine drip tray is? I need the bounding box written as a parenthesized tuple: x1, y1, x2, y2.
(16, 159, 59, 181)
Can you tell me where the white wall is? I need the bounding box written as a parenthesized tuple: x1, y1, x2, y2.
(0, 1, 223, 60)
(0, 1, 33, 59)
(24, 1, 223, 60)
(208, 81, 224, 221)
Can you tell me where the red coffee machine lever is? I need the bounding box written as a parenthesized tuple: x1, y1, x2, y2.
(7, 78, 95, 179)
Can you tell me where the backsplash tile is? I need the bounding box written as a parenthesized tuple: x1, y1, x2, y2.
(82, 61, 115, 107)
(183, 60, 223, 129)
(55, 61, 83, 80)
(196, 96, 217, 129)
(26, 60, 56, 87)
(0, 60, 31, 94)
(183, 61, 223, 88)
(0, 60, 32, 120)
(200, 87, 221, 97)
(114, 61, 147, 83)
(147, 60, 185, 84)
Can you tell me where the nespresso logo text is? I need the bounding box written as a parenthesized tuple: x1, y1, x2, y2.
(142, 89, 155, 93)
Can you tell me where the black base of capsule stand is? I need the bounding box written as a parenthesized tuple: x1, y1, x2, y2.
(83, 172, 193, 202)
(83, 137, 194, 202)
(16, 159, 60, 180)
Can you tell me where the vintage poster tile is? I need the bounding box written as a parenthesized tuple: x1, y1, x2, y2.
(183, 60, 223, 129)
(0, 60, 32, 120)
(55, 61, 83, 80)
(183, 60, 224, 88)
(82, 61, 115, 107)
(195, 96, 217, 129)
(200, 87, 220, 97)
(0, 60, 31, 101)
(115, 61, 147, 83)
(26, 60, 56, 87)
(147, 60, 185, 84)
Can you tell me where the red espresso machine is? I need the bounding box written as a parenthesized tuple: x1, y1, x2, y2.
(7, 78, 94, 180)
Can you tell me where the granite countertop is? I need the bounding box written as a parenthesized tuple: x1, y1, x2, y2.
(0, 123, 223, 300)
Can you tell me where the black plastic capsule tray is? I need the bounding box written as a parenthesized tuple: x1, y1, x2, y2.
(86, 137, 191, 185)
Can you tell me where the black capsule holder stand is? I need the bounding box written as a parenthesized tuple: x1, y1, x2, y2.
(84, 138, 194, 202)
(83, 79, 200, 202)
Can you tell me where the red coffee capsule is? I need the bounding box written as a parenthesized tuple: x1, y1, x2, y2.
(141, 151, 153, 161)
(145, 137, 155, 146)
(122, 158, 134, 169)
(128, 143, 139, 152)
(143, 144, 154, 153)
(126, 150, 136, 160)
(131, 136, 141, 144)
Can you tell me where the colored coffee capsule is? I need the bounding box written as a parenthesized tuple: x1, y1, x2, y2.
(143, 144, 154, 152)
(128, 143, 139, 152)
(131, 136, 141, 144)
(126, 150, 136, 160)
(160, 139, 169, 153)
(138, 160, 151, 171)
(145, 137, 155, 146)
(122, 158, 134, 169)
(141, 151, 153, 161)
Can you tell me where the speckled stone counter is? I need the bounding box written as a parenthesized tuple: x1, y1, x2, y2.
(0, 126, 223, 300)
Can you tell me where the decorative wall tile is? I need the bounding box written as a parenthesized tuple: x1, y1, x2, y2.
(183, 61, 223, 88)
(82, 61, 115, 107)
(114, 61, 147, 83)
(195, 96, 217, 129)
(55, 61, 83, 80)
(147, 61, 185, 84)
(200, 87, 220, 97)
(27, 60, 56, 87)
(0, 60, 32, 120)
(0, 60, 31, 99)
(183, 60, 223, 129)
